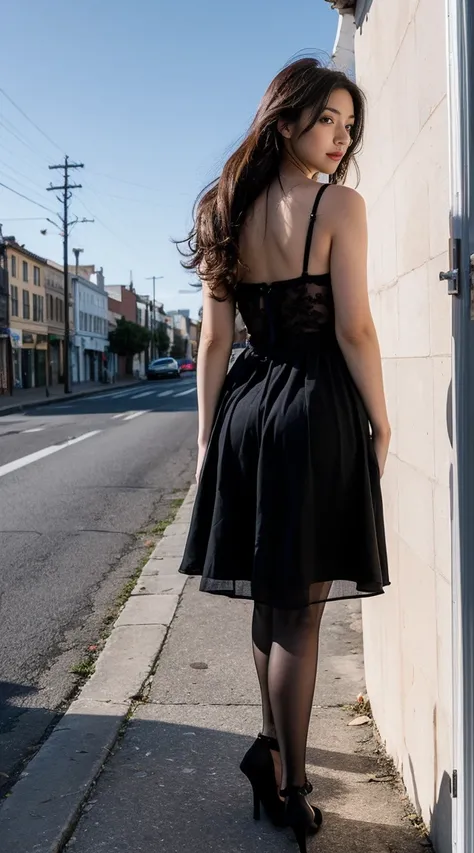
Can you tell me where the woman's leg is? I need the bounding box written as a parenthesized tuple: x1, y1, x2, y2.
(252, 603, 276, 738)
(268, 583, 331, 791)
(252, 603, 282, 787)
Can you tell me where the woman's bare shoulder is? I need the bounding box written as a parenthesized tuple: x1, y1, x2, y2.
(323, 184, 366, 219)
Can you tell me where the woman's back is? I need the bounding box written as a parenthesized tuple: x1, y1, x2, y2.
(236, 181, 340, 346)
(238, 179, 333, 285)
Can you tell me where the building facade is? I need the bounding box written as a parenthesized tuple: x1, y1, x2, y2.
(5, 241, 49, 389)
(327, 1, 455, 850)
(72, 267, 108, 383)
(105, 284, 139, 378)
(44, 260, 66, 386)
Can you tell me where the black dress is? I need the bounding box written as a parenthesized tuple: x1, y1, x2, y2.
(179, 184, 389, 609)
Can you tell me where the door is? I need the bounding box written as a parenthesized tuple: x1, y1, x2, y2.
(446, 0, 474, 850)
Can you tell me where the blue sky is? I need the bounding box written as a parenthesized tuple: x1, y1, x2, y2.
(0, 0, 337, 316)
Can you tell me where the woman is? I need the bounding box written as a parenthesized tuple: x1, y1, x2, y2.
(178, 57, 390, 852)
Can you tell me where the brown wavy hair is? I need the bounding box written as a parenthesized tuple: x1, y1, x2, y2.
(178, 57, 365, 300)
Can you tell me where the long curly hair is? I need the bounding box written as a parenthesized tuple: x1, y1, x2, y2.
(178, 57, 365, 300)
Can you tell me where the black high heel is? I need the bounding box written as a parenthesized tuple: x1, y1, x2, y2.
(280, 786, 323, 853)
(240, 734, 286, 827)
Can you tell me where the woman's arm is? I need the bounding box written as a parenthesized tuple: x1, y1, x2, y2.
(329, 187, 391, 474)
(196, 283, 234, 476)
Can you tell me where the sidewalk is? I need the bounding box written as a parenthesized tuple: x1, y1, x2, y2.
(67, 582, 429, 846)
(0, 378, 142, 416)
(0, 486, 430, 853)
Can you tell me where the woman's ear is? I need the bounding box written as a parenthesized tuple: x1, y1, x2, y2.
(277, 118, 292, 139)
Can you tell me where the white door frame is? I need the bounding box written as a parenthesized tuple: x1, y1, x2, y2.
(446, 0, 474, 850)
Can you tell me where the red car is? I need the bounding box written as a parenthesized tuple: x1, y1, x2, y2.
(178, 359, 196, 373)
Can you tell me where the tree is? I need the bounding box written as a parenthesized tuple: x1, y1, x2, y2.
(109, 318, 151, 358)
(153, 323, 170, 357)
(170, 333, 187, 360)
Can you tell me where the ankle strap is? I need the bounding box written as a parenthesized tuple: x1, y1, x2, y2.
(280, 779, 313, 797)
(257, 733, 280, 752)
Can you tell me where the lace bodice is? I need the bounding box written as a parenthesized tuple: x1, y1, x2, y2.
(235, 184, 335, 350)
(236, 274, 334, 348)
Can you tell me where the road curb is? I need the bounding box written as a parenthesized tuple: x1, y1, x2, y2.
(0, 483, 196, 853)
(0, 381, 142, 418)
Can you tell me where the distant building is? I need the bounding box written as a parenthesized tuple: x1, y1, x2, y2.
(105, 284, 140, 378)
(71, 267, 108, 383)
(44, 260, 68, 386)
(5, 240, 49, 389)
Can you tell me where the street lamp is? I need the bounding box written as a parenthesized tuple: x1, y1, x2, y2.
(146, 275, 164, 360)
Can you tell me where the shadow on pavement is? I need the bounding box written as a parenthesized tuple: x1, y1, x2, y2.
(60, 716, 428, 853)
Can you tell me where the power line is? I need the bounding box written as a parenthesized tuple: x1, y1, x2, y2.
(0, 180, 57, 214)
(0, 168, 53, 208)
(0, 117, 50, 164)
(0, 157, 48, 193)
(77, 193, 137, 253)
(0, 88, 65, 155)
(87, 170, 160, 194)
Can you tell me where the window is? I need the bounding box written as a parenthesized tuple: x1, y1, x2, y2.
(48, 294, 53, 321)
(22, 261, 28, 282)
(10, 285, 19, 317)
(59, 299, 64, 323)
(23, 290, 30, 320)
(33, 266, 40, 286)
(80, 311, 84, 330)
(11, 255, 17, 278)
(33, 294, 44, 322)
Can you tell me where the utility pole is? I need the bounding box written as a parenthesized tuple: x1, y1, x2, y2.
(146, 275, 163, 361)
(47, 156, 92, 394)
(0, 224, 13, 396)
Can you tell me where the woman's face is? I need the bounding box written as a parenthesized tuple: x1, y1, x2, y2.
(280, 88, 355, 176)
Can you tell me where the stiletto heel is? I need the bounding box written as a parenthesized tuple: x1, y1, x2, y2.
(252, 785, 261, 820)
(281, 785, 323, 850)
(240, 733, 286, 826)
(294, 823, 308, 853)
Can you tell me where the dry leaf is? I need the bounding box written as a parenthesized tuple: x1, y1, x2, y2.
(348, 715, 371, 726)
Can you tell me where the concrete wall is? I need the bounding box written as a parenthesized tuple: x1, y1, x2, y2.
(353, 1, 453, 849)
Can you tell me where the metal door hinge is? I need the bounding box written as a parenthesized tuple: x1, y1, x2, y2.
(453, 769, 458, 798)
(440, 237, 461, 296)
(439, 268, 459, 295)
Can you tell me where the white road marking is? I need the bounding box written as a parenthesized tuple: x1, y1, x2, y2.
(130, 390, 155, 399)
(157, 389, 175, 397)
(85, 392, 112, 401)
(111, 412, 128, 420)
(0, 431, 101, 480)
(122, 411, 146, 421)
(22, 427, 45, 433)
(174, 387, 197, 397)
(108, 389, 138, 399)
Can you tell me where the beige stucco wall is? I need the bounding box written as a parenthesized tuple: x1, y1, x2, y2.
(354, 1, 453, 849)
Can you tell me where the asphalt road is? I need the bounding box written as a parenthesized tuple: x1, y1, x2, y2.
(0, 376, 198, 793)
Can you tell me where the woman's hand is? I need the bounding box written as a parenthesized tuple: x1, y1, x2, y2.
(373, 427, 391, 478)
(196, 443, 207, 483)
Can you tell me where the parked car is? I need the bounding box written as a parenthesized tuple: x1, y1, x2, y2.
(147, 357, 180, 380)
(178, 359, 196, 374)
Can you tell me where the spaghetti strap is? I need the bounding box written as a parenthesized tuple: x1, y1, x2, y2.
(302, 183, 330, 276)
